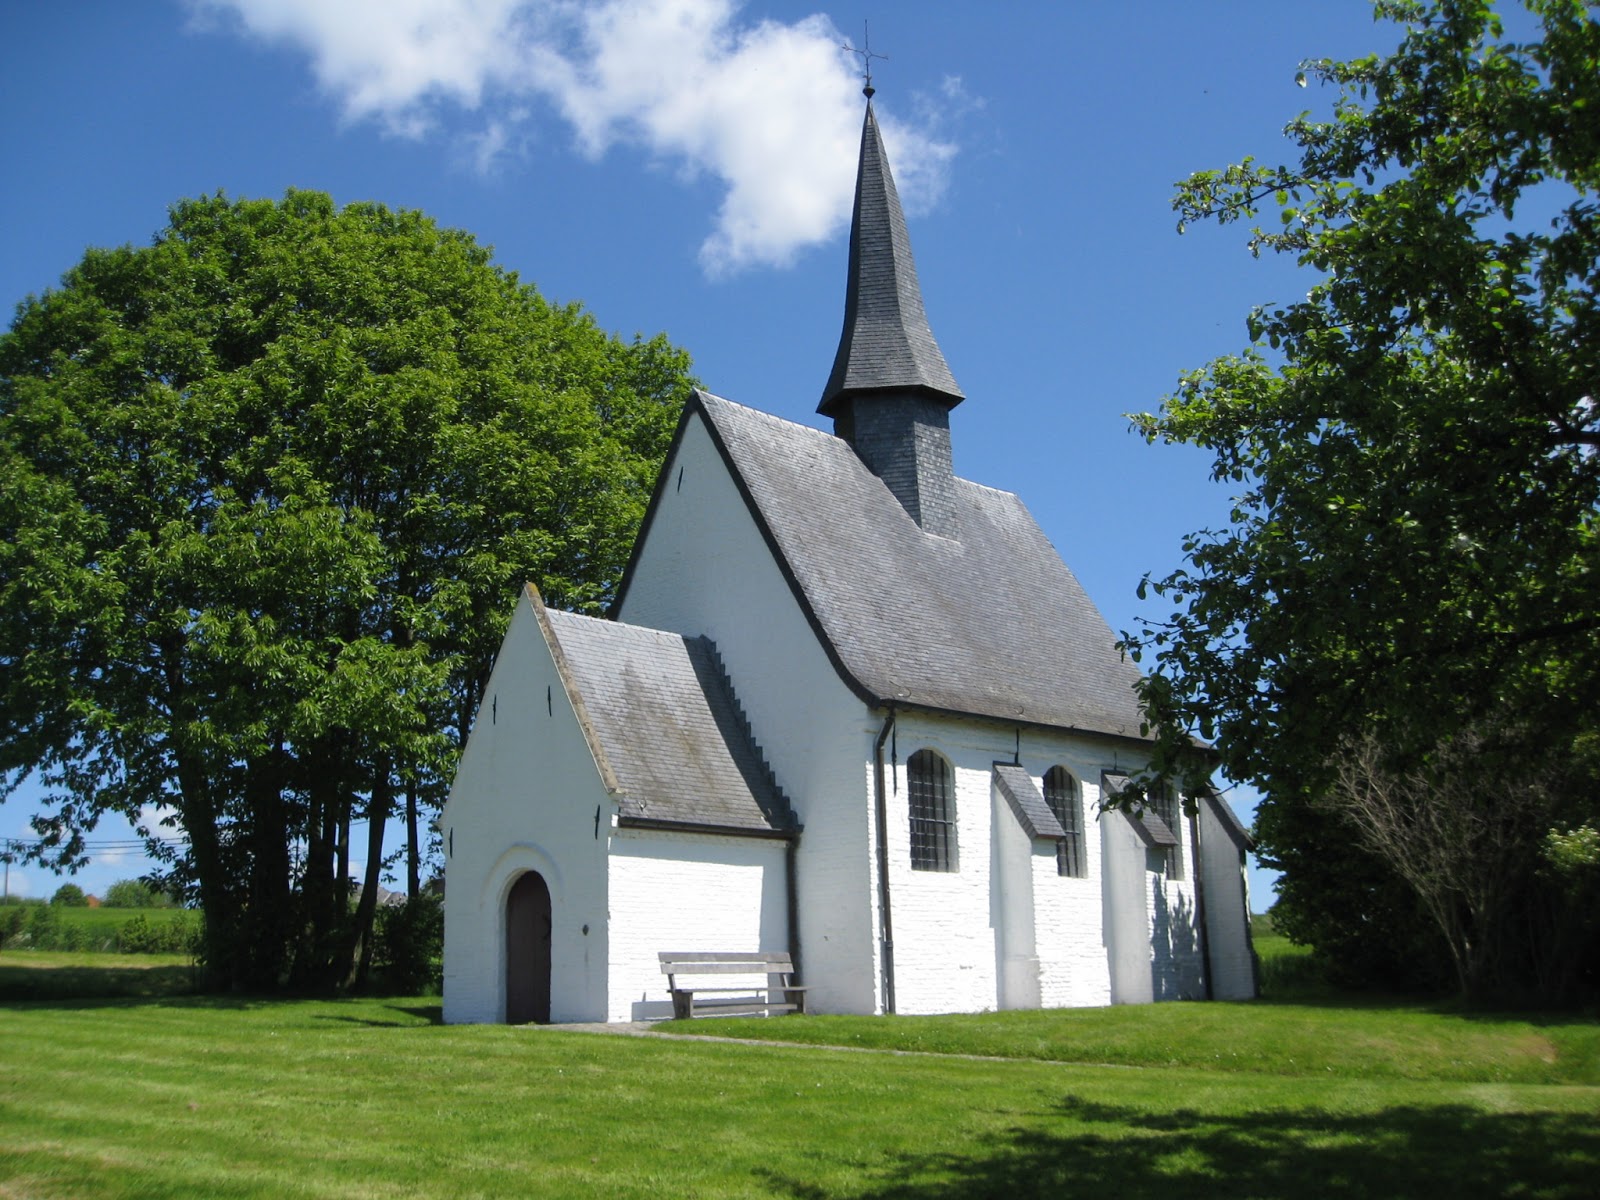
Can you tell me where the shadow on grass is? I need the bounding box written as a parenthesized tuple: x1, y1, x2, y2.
(312, 1004, 443, 1028)
(767, 1096, 1600, 1200)
(0, 960, 202, 1002)
(390, 1003, 443, 1024)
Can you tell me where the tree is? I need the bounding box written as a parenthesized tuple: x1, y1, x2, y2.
(1122, 0, 1600, 1001)
(103, 878, 164, 908)
(50, 883, 87, 907)
(0, 190, 695, 991)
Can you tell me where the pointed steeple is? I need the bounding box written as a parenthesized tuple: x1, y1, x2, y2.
(820, 97, 963, 538)
(819, 101, 963, 416)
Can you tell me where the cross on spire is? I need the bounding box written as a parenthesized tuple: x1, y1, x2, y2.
(842, 22, 887, 98)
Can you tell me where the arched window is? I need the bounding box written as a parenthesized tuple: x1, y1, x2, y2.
(908, 749, 957, 872)
(1043, 766, 1084, 878)
(1150, 786, 1185, 880)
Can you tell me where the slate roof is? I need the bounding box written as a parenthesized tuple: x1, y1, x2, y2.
(992, 763, 1066, 841)
(680, 391, 1150, 740)
(819, 102, 963, 417)
(543, 606, 797, 836)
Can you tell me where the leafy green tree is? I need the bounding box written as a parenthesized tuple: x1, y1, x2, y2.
(1122, 0, 1599, 1001)
(0, 190, 694, 990)
(0, 903, 25, 951)
(104, 878, 159, 908)
(50, 883, 87, 907)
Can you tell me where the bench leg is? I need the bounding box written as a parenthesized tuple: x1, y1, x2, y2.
(671, 991, 693, 1021)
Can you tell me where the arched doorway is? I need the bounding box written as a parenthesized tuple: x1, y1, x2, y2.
(505, 871, 552, 1024)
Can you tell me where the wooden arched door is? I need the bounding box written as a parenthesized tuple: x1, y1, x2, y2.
(505, 871, 552, 1024)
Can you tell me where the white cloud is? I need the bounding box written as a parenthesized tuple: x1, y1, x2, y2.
(190, 0, 532, 135)
(188, 0, 958, 274)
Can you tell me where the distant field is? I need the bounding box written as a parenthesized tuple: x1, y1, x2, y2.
(1, 903, 199, 954)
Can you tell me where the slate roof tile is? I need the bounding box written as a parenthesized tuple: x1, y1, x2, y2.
(545, 608, 795, 835)
(696, 392, 1149, 739)
(992, 762, 1066, 841)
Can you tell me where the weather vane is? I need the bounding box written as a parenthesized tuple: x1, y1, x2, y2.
(843, 21, 887, 98)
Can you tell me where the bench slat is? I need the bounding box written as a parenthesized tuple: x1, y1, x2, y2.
(664, 985, 808, 994)
(659, 951, 792, 961)
(660, 952, 791, 967)
(682, 1000, 802, 1014)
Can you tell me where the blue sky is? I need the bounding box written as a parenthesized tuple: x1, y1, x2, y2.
(0, 0, 1406, 906)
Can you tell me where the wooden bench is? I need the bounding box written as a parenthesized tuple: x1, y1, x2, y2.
(658, 951, 807, 1019)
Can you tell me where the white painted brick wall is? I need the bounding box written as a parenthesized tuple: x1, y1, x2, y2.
(442, 592, 613, 1024)
(1031, 747, 1115, 1009)
(606, 829, 790, 1022)
(883, 715, 1000, 1014)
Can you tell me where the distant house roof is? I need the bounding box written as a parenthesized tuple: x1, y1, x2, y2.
(619, 391, 1149, 741)
(539, 598, 797, 838)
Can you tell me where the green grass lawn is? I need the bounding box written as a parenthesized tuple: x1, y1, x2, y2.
(1, 947, 1596, 1199)
(666, 1000, 1600, 1085)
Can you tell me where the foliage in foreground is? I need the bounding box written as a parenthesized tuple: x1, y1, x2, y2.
(1122, 0, 1600, 1002)
(1, 992, 1597, 1200)
(0, 190, 696, 993)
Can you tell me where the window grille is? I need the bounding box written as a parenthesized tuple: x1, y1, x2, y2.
(1044, 766, 1085, 878)
(1152, 787, 1185, 880)
(908, 749, 957, 871)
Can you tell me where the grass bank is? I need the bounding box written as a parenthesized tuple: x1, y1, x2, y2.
(1, 986, 1597, 1198)
(666, 1001, 1600, 1084)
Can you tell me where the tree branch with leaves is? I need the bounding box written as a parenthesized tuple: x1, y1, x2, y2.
(1121, 0, 1600, 1001)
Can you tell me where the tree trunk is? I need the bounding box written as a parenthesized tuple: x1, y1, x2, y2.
(242, 744, 292, 989)
(405, 777, 420, 898)
(343, 758, 392, 991)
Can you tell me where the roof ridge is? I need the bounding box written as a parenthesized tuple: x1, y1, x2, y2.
(699, 393, 1023, 502)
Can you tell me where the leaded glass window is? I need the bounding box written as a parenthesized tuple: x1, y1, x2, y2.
(1044, 766, 1084, 878)
(908, 749, 957, 872)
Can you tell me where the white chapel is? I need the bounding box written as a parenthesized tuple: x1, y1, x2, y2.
(441, 95, 1257, 1024)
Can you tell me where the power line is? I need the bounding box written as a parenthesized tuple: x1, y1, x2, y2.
(1, 835, 189, 854)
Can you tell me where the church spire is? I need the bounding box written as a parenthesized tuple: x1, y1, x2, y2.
(820, 93, 963, 538)
(818, 100, 963, 417)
